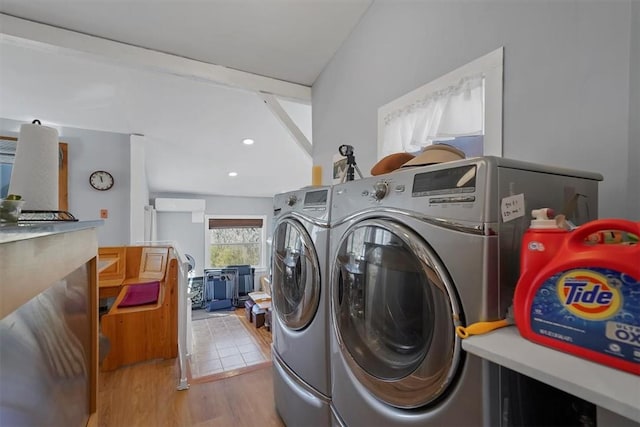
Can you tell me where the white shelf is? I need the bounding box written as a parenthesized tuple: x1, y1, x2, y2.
(462, 326, 640, 423)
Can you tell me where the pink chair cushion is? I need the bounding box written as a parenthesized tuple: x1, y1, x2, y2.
(118, 281, 160, 308)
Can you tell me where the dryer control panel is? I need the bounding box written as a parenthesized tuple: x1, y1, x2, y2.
(303, 189, 328, 210)
(412, 164, 477, 201)
(332, 158, 488, 225)
(274, 186, 331, 224)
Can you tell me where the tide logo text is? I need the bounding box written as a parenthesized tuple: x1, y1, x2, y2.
(557, 269, 621, 320)
(563, 281, 612, 305)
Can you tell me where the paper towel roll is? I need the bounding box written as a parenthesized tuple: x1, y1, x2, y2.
(8, 123, 59, 211)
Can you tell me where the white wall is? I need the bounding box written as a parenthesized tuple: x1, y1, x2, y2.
(129, 134, 150, 244)
(1, 117, 131, 244)
(313, 0, 636, 219)
(152, 192, 273, 277)
(629, 2, 640, 218)
(156, 210, 203, 268)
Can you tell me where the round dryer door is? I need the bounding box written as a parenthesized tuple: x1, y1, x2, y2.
(272, 218, 321, 330)
(333, 218, 462, 409)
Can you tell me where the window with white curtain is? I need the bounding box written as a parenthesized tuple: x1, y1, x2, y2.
(378, 47, 503, 159)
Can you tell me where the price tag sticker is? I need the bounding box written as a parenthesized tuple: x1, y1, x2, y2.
(501, 193, 525, 223)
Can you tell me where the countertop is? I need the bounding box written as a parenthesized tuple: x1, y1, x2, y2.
(1, 220, 102, 318)
(462, 326, 640, 423)
(0, 220, 104, 244)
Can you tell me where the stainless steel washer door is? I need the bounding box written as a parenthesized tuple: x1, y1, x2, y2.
(272, 218, 320, 330)
(333, 219, 462, 409)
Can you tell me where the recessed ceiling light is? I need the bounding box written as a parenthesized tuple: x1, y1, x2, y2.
(242, 138, 254, 145)
(228, 172, 238, 177)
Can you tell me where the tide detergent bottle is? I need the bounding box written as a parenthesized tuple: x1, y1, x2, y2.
(514, 210, 640, 375)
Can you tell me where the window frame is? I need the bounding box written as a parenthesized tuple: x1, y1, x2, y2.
(203, 214, 268, 269)
(377, 47, 503, 159)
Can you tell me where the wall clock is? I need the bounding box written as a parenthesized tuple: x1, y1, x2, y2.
(89, 170, 114, 191)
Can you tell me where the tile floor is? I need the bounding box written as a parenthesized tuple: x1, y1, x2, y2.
(189, 313, 268, 378)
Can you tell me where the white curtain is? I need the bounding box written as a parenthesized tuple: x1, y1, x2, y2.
(381, 75, 484, 156)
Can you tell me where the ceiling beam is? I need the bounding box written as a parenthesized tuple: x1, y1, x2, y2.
(260, 92, 312, 157)
(0, 14, 311, 102)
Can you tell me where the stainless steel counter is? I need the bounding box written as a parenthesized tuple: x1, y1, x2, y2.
(0, 220, 103, 244)
(0, 221, 102, 426)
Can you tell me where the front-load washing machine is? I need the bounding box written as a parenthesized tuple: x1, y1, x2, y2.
(272, 186, 332, 426)
(329, 157, 601, 427)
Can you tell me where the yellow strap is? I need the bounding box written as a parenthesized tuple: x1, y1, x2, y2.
(455, 319, 511, 339)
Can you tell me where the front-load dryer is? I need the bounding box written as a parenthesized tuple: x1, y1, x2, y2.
(272, 186, 332, 426)
(328, 157, 601, 427)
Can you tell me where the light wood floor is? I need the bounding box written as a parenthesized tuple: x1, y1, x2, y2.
(98, 309, 284, 427)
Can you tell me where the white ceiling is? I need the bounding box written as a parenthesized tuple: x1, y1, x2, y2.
(0, 1, 372, 197)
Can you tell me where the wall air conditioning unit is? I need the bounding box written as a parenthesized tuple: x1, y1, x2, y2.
(155, 198, 205, 212)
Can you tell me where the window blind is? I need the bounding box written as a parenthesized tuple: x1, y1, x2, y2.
(208, 218, 263, 229)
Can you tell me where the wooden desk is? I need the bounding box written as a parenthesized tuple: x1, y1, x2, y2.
(247, 292, 272, 330)
(98, 257, 122, 299)
(100, 249, 178, 371)
(98, 258, 117, 273)
(98, 259, 121, 297)
(248, 291, 272, 310)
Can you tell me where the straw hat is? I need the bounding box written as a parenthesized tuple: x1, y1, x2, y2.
(370, 152, 415, 176)
(401, 143, 465, 168)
